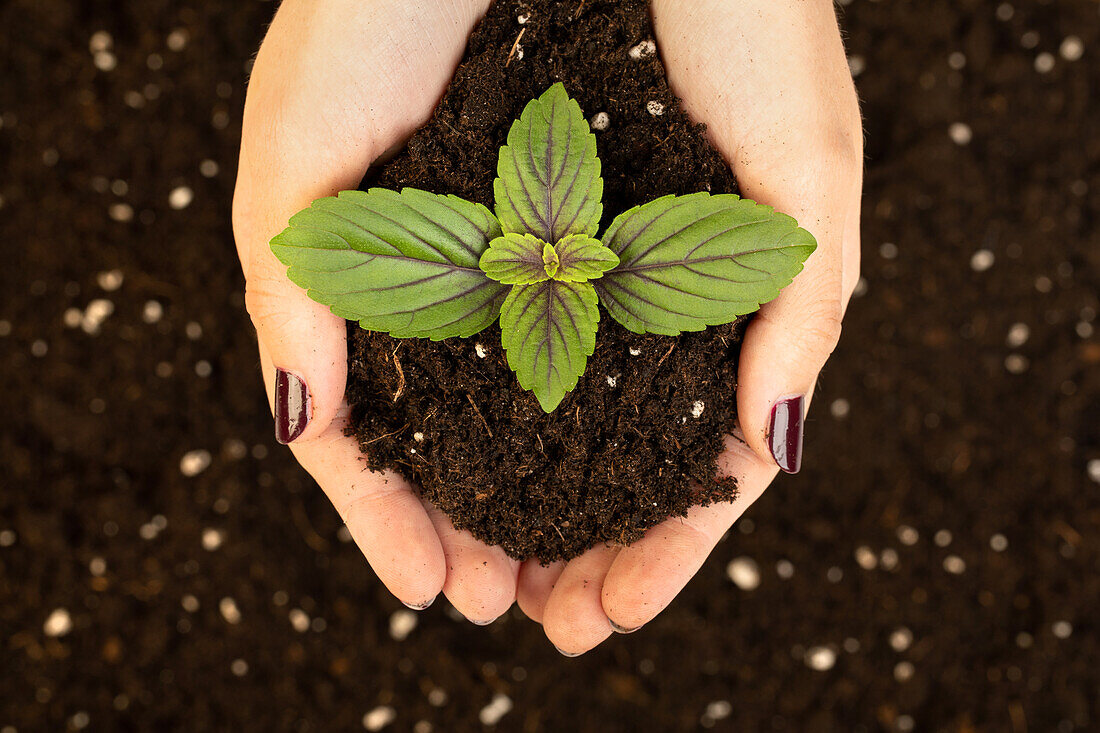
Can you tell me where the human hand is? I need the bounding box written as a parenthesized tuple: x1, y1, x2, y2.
(516, 0, 863, 654)
(232, 0, 521, 622)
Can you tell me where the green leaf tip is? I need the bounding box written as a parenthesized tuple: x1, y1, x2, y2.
(271, 85, 819, 413)
(500, 279, 600, 412)
(542, 242, 560, 279)
(493, 83, 603, 244)
(552, 234, 619, 282)
(480, 232, 553, 285)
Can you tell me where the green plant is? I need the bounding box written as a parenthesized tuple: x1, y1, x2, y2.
(271, 84, 817, 412)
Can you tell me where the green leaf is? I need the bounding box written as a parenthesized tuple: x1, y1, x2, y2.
(596, 193, 817, 335)
(553, 234, 619, 282)
(499, 280, 600, 412)
(541, 242, 560, 279)
(270, 188, 507, 340)
(494, 83, 603, 243)
(480, 232, 553, 285)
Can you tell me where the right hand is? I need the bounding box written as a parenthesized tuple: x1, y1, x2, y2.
(231, 0, 519, 622)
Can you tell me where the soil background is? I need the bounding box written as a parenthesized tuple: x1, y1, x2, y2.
(2, 1, 1099, 732)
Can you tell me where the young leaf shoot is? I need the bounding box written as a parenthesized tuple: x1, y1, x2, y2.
(271, 83, 817, 412)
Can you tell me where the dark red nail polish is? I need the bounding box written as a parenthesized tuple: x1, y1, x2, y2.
(275, 369, 310, 444)
(768, 395, 805, 474)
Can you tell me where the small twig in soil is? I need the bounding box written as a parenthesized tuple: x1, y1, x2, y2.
(362, 424, 408, 445)
(391, 349, 405, 403)
(551, 523, 566, 544)
(655, 343, 676, 370)
(506, 27, 526, 67)
(573, 0, 588, 20)
(466, 393, 494, 438)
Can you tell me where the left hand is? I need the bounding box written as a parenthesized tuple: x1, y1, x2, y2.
(516, 0, 864, 655)
(233, 0, 516, 622)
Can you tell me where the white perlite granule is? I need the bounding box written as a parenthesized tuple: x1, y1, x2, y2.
(479, 694, 513, 726)
(169, 186, 194, 210)
(44, 608, 73, 637)
(726, 557, 760, 590)
(202, 528, 224, 551)
(590, 112, 610, 131)
(219, 597, 241, 624)
(179, 449, 212, 477)
(362, 706, 396, 731)
(889, 627, 913, 652)
(628, 40, 656, 59)
(1060, 36, 1083, 62)
(389, 609, 419, 641)
(289, 609, 310, 633)
(949, 122, 973, 146)
(805, 646, 836, 671)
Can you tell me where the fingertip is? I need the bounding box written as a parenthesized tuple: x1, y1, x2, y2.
(542, 546, 618, 655)
(442, 549, 518, 624)
(516, 560, 565, 624)
(351, 486, 448, 608)
(254, 300, 348, 446)
(603, 497, 753, 633)
(424, 505, 519, 624)
(735, 294, 836, 472)
(601, 528, 703, 633)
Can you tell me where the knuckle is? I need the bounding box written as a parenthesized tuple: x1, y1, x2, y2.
(799, 301, 844, 358)
(244, 281, 295, 335)
(759, 295, 843, 362)
(820, 123, 863, 177)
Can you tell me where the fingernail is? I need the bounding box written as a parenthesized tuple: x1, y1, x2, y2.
(275, 368, 311, 444)
(470, 616, 497, 626)
(768, 394, 805, 474)
(554, 646, 582, 658)
(403, 596, 436, 611)
(609, 619, 641, 634)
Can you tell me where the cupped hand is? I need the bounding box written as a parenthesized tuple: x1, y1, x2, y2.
(517, 0, 863, 654)
(232, 0, 518, 622)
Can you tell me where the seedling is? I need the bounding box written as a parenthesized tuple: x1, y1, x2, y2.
(271, 84, 816, 412)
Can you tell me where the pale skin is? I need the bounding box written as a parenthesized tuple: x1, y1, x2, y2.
(233, 0, 862, 654)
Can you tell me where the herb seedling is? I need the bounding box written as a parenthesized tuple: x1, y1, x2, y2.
(271, 84, 816, 412)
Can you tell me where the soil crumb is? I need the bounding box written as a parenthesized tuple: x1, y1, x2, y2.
(348, 0, 742, 561)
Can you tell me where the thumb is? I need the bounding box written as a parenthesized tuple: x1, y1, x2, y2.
(231, 0, 493, 443)
(652, 0, 863, 472)
(238, 192, 349, 444)
(734, 190, 850, 473)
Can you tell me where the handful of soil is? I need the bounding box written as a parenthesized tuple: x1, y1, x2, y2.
(347, 0, 744, 561)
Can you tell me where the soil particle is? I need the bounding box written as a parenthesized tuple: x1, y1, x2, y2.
(348, 0, 742, 561)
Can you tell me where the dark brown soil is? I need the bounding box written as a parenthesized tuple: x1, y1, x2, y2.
(3, 1, 1099, 732)
(348, 0, 742, 561)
